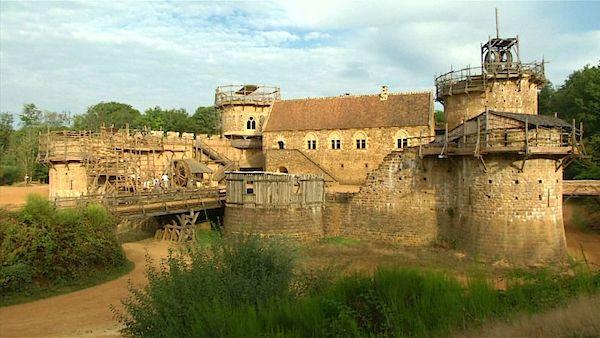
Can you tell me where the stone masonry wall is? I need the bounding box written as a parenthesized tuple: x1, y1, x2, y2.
(334, 146, 567, 264)
(220, 105, 272, 137)
(444, 76, 539, 130)
(263, 126, 431, 185)
(453, 155, 566, 263)
(224, 205, 324, 242)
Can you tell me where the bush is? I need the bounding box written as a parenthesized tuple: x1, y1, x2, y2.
(118, 237, 600, 337)
(116, 236, 296, 337)
(0, 196, 126, 295)
(0, 165, 20, 185)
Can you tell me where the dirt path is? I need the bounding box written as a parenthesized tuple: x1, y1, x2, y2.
(0, 240, 173, 338)
(563, 202, 600, 269)
(0, 184, 48, 210)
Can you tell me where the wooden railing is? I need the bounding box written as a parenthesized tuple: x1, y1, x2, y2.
(215, 84, 280, 106)
(52, 188, 225, 217)
(434, 61, 545, 100)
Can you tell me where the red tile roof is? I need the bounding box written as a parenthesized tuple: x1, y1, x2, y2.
(263, 92, 432, 132)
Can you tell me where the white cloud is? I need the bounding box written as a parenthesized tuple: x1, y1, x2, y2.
(0, 1, 598, 118)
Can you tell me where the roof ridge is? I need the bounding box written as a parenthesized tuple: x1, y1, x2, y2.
(275, 90, 432, 102)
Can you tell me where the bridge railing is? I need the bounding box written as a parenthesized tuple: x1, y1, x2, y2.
(52, 187, 225, 215)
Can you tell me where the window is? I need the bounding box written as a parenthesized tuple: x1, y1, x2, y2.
(395, 130, 409, 149)
(246, 117, 256, 130)
(397, 138, 408, 149)
(329, 132, 341, 149)
(277, 140, 285, 149)
(305, 133, 318, 150)
(354, 132, 367, 149)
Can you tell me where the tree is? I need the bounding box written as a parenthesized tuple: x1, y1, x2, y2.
(74, 102, 141, 131)
(192, 106, 219, 135)
(20, 103, 42, 127)
(553, 64, 600, 138)
(540, 63, 600, 179)
(538, 82, 556, 116)
(137, 107, 194, 132)
(0, 113, 13, 153)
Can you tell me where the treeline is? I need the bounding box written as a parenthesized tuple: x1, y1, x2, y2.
(0, 102, 219, 185)
(538, 64, 600, 179)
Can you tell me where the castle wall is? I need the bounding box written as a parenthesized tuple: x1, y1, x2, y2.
(452, 155, 566, 263)
(444, 76, 539, 129)
(220, 105, 272, 137)
(224, 205, 324, 241)
(334, 148, 567, 263)
(263, 126, 431, 185)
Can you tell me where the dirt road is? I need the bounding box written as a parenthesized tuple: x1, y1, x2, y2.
(0, 240, 173, 338)
(0, 184, 48, 210)
(563, 201, 600, 269)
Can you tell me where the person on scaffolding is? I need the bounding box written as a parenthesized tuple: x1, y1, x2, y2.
(161, 173, 169, 190)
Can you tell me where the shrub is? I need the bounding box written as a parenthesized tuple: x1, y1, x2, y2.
(116, 236, 295, 337)
(0, 196, 126, 295)
(0, 165, 21, 185)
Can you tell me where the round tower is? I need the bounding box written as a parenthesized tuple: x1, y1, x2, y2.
(215, 84, 280, 138)
(435, 36, 546, 130)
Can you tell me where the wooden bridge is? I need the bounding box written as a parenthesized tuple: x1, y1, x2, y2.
(563, 180, 600, 196)
(52, 187, 225, 218)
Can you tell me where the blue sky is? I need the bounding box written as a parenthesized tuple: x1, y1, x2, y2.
(1, 1, 599, 118)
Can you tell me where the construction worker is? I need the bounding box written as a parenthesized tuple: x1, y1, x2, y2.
(161, 173, 169, 189)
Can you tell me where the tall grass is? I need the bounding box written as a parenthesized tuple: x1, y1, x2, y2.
(117, 236, 600, 337)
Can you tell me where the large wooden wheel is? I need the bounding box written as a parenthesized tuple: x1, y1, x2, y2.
(172, 160, 191, 188)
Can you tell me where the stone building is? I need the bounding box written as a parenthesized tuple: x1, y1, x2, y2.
(262, 90, 435, 185)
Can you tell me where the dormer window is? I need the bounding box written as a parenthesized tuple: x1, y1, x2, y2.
(246, 117, 256, 130)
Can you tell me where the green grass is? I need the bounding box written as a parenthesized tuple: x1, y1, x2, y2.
(0, 259, 134, 307)
(116, 237, 600, 337)
(321, 236, 361, 246)
(195, 229, 221, 246)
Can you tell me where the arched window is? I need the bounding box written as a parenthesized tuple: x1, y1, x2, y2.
(275, 136, 286, 149)
(305, 133, 318, 150)
(246, 117, 256, 130)
(354, 131, 367, 149)
(329, 132, 341, 150)
(395, 130, 410, 149)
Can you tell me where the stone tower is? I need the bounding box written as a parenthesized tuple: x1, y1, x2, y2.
(215, 84, 280, 139)
(435, 35, 546, 129)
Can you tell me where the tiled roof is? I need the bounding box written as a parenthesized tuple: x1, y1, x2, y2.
(263, 92, 432, 132)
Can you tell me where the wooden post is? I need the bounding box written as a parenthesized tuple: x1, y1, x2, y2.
(475, 117, 481, 156)
(484, 109, 489, 148)
(572, 119, 576, 153)
(525, 117, 529, 154)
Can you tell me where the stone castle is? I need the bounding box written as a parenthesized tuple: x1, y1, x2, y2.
(42, 31, 584, 264)
(220, 33, 583, 264)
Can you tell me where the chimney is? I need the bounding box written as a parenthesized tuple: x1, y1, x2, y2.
(380, 85, 389, 101)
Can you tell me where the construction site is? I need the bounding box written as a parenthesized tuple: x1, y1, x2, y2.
(31, 27, 599, 265)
